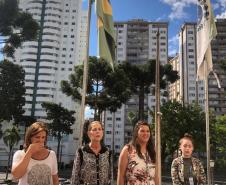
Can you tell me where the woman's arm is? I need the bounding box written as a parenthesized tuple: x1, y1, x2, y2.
(70, 148, 82, 185)
(12, 143, 43, 179)
(171, 158, 182, 185)
(117, 146, 128, 185)
(197, 160, 207, 185)
(52, 174, 59, 185)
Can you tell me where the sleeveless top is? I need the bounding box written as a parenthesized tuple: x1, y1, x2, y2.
(126, 146, 155, 185)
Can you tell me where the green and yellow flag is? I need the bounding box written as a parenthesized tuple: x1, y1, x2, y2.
(96, 0, 116, 70)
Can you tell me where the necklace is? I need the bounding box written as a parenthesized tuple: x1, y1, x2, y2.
(89, 144, 101, 154)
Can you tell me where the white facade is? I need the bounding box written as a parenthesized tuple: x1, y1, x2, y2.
(1, 0, 88, 164)
(168, 55, 180, 101)
(104, 20, 168, 153)
(178, 23, 204, 107)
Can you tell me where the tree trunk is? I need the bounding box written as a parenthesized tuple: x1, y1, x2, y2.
(138, 86, 145, 120)
(5, 146, 12, 180)
(57, 133, 61, 162)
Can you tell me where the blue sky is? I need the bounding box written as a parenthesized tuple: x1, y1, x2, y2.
(83, 0, 226, 57)
(83, 0, 226, 118)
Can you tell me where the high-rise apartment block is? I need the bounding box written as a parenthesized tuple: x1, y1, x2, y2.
(103, 20, 168, 154)
(209, 19, 226, 115)
(174, 23, 205, 106)
(2, 0, 88, 164)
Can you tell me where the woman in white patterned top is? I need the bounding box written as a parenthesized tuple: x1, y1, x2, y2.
(117, 121, 156, 185)
(12, 122, 59, 185)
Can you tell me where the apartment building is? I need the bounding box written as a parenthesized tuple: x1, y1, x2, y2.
(177, 22, 205, 106)
(103, 19, 168, 154)
(209, 19, 226, 115)
(0, 0, 87, 164)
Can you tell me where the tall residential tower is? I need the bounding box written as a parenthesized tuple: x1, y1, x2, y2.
(10, 0, 87, 163)
(103, 19, 168, 154)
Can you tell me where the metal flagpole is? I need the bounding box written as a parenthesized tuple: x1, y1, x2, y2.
(204, 58, 211, 185)
(155, 28, 161, 185)
(79, 0, 92, 146)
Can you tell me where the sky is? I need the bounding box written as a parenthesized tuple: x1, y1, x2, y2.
(83, 0, 226, 57)
(1, 0, 226, 118)
(82, 0, 226, 118)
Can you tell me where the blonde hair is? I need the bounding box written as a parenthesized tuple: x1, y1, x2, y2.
(88, 121, 103, 131)
(179, 133, 194, 146)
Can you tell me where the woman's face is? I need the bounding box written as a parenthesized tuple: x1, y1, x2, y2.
(180, 138, 193, 158)
(31, 131, 47, 146)
(137, 125, 150, 144)
(88, 122, 103, 142)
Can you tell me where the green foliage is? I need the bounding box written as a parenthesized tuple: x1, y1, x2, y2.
(119, 60, 179, 120)
(3, 125, 20, 149)
(159, 101, 206, 162)
(3, 125, 20, 180)
(219, 58, 226, 71)
(210, 114, 226, 168)
(42, 102, 75, 160)
(0, 60, 25, 122)
(127, 111, 139, 128)
(0, 0, 39, 57)
(61, 56, 131, 120)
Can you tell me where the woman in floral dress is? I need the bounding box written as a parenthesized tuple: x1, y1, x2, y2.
(117, 121, 156, 185)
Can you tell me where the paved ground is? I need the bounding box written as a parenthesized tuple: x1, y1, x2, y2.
(1, 171, 225, 185)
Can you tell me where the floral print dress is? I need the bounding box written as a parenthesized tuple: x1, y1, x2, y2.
(126, 146, 155, 185)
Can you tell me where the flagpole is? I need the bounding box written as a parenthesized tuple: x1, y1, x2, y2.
(79, 0, 92, 146)
(204, 59, 211, 185)
(155, 27, 161, 185)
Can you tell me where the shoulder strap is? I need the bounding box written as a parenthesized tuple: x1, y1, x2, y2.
(78, 147, 83, 167)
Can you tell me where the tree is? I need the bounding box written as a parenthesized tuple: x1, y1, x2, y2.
(127, 111, 138, 128)
(210, 114, 226, 168)
(0, 60, 26, 123)
(0, 0, 39, 57)
(3, 125, 20, 180)
(159, 101, 206, 163)
(61, 56, 131, 120)
(42, 102, 75, 161)
(120, 60, 179, 120)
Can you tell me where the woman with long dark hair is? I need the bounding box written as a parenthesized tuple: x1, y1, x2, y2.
(117, 120, 156, 185)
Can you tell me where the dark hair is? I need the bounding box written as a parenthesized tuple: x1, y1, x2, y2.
(129, 120, 156, 163)
(82, 120, 90, 145)
(24, 122, 48, 151)
(179, 133, 194, 146)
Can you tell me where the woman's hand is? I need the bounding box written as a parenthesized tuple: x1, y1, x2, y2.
(27, 143, 45, 155)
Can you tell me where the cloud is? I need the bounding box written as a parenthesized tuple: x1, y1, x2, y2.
(215, 0, 226, 18)
(169, 34, 179, 56)
(216, 11, 226, 19)
(161, 0, 196, 20)
(0, 36, 5, 61)
(155, 14, 167, 21)
(85, 106, 94, 119)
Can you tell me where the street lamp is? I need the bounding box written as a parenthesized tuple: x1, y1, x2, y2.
(210, 160, 215, 185)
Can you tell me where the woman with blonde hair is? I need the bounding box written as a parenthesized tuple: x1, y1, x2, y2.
(12, 122, 59, 185)
(171, 133, 206, 185)
(71, 120, 111, 185)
